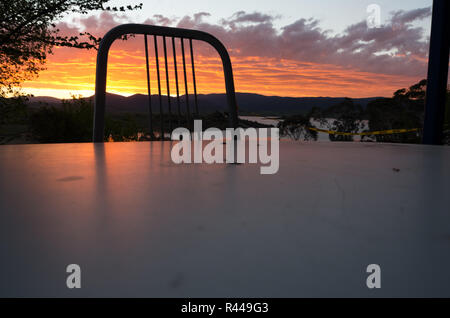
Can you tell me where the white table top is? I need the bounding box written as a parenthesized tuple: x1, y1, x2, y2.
(1, 141, 449, 297)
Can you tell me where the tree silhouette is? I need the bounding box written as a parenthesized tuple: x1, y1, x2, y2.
(0, 0, 142, 96)
(278, 111, 318, 141)
(323, 98, 364, 142)
(365, 79, 426, 143)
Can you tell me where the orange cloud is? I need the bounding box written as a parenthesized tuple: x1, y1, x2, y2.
(21, 9, 431, 99)
(22, 35, 422, 99)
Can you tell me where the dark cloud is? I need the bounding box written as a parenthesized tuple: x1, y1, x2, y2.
(391, 7, 431, 25)
(78, 11, 128, 33)
(223, 11, 276, 27)
(60, 8, 432, 78)
(176, 8, 431, 77)
(152, 14, 177, 26)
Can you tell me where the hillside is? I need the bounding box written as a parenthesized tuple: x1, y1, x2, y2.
(27, 92, 382, 115)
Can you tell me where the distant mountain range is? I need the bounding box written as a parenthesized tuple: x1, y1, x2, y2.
(27, 93, 382, 115)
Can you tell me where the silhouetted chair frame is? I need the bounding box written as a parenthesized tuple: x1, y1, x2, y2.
(93, 24, 239, 142)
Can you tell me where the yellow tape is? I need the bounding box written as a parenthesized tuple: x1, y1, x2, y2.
(308, 127, 419, 136)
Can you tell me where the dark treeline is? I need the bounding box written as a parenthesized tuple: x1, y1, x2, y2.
(0, 95, 269, 144)
(1, 79, 449, 144)
(279, 79, 450, 144)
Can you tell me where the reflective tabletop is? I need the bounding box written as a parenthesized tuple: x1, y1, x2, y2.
(1, 141, 449, 297)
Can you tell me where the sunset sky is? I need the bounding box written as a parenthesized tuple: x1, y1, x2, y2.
(21, 0, 433, 99)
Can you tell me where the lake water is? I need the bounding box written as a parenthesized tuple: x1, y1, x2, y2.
(240, 116, 369, 142)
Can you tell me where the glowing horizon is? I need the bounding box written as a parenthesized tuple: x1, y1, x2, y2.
(21, 40, 424, 100)
(20, 4, 432, 100)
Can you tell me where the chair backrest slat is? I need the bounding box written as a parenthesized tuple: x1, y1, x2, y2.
(172, 37, 182, 126)
(93, 24, 238, 142)
(180, 38, 191, 131)
(189, 38, 199, 117)
(162, 36, 173, 133)
(144, 34, 155, 140)
(153, 35, 164, 139)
